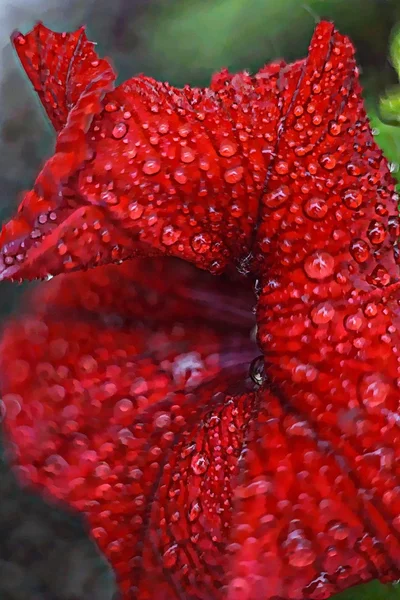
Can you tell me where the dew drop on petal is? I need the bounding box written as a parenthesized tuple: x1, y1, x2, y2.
(311, 302, 335, 325)
(320, 154, 336, 170)
(288, 545, 316, 568)
(173, 167, 188, 184)
(143, 158, 161, 175)
(328, 121, 341, 136)
(263, 185, 291, 209)
(367, 220, 386, 245)
(181, 148, 196, 163)
(198, 155, 210, 171)
(191, 232, 211, 254)
(112, 122, 128, 139)
(363, 302, 378, 318)
(275, 161, 289, 175)
(105, 101, 118, 112)
(128, 202, 144, 220)
(154, 412, 171, 428)
(224, 166, 244, 184)
(227, 578, 251, 600)
(349, 239, 370, 263)
(191, 452, 209, 475)
(344, 313, 364, 332)
(162, 225, 181, 246)
(360, 373, 390, 409)
(219, 140, 237, 157)
(188, 500, 202, 522)
(304, 197, 328, 220)
(163, 544, 178, 568)
(178, 123, 191, 138)
(343, 189, 363, 210)
(369, 264, 391, 287)
(158, 122, 169, 134)
(304, 251, 335, 280)
(114, 398, 134, 420)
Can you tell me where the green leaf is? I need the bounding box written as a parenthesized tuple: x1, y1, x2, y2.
(380, 88, 400, 125)
(332, 581, 400, 600)
(368, 102, 400, 185)
(390, 26, 400, 79)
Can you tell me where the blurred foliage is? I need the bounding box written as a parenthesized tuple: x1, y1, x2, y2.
(334, 581, 400, 600)
(143, 0, 399, 85)
(380, 24, 400, 131)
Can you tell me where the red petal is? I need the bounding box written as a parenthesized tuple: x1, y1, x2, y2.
(227, 387, 399, 600)
(0, 24, 117, 280)
(12, 23, 116, 132)
(0, 24, 304, 280)
(0, 258, 256, 598)
(251, 20, 400, 593)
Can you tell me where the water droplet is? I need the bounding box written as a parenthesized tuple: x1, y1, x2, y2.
(101, 191, 118, 205)
(163, 544, 178, 568)
(328, 121, 341, 136)
(263, 185, 290, 209)
(275, 161, 289, 175)
(294, 105, 304, 117)
(367, 220, 386, 245)
(178, 124, 191, 138)
(293, 363, 318, 382)
(304, 251, 335, 280)
(388, 215, 400, 238)
(191, 452, 209, 475)
(143, 158, 161, 175)
(363, 302, 378, 318)
(191, 232, 211, 254)
(105, 102, 118, 112)
(181, 148, 196, 163)
(162, 225, 181, 246)
(346, 162, 362, 176)
(188, 500, 202, 522)
(199, 156, 210, 171)
(173, 167, 187, 184)
(288, 545, 316, 568)
(349, 239, 370, 263)
(128, 201, 144, 220)
(311, 302, 335, 325)
(369, 264, 391, 287)
(219, 140, 237, 157)
(320, 154, 336, 170)
(112, 122, 128, 139)
(154, 412, 171, 428)
(158, 122, 169, 134)
(343, 189, 362, 210)
(224, 166, 244, 184)
(344, 313, 364, 331)
(114, 398, 134, 420)
(328, 521, 349, 541)
(360, 373, 390, 409)
(304, 197, 328, 220)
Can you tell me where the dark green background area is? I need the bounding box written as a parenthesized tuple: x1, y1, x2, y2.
(1, 0, 400, 598)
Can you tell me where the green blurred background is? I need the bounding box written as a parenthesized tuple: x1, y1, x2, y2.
(2, 0, 400, 598)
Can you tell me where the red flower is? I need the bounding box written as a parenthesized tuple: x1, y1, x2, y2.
(0, 19, 400, 600)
